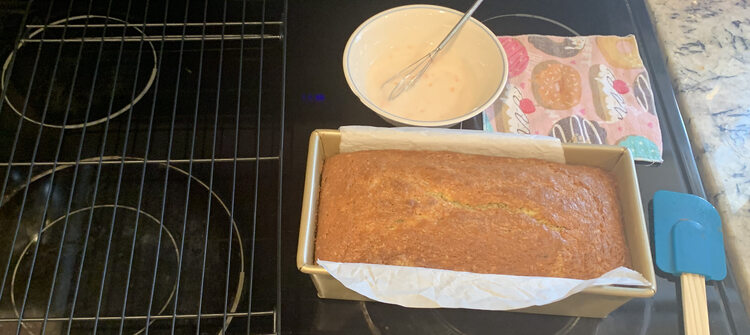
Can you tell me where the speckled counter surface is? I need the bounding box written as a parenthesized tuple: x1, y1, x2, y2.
(646, 0, 750, 316)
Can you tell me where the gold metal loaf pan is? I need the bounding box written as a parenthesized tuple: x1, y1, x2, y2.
(297, 129, 656, 318)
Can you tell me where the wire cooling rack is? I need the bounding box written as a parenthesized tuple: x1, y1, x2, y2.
(0, 0, 285, 334)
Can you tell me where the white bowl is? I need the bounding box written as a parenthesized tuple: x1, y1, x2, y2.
(343, 5, 508, 127)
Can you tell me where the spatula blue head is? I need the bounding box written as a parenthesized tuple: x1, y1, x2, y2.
(653, 190, 726, 281)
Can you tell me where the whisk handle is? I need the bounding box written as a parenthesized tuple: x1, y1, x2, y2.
(436, 0, 485, 51)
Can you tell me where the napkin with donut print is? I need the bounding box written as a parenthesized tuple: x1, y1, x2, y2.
(482, 35, 662, 163)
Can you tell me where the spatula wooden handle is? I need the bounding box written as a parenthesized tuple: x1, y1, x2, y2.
(681, 273, 710, 335)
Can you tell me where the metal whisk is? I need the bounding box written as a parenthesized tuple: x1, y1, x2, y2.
(381, 0, 484, 100)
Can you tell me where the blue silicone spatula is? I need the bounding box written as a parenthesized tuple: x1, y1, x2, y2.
(653, 190, 726, 335)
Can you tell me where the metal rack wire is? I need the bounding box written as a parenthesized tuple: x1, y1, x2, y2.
(0, 0, 284, 334)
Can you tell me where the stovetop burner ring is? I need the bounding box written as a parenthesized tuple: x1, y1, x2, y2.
(1, 15, 158, 129)
(359, 301, 592, 335)
(10, 204, 180, 335)
(482, 14, 581, 36)
(0, 156, 247, 334)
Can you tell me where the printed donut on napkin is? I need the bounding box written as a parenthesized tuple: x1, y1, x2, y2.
(483, 35, 662, 163)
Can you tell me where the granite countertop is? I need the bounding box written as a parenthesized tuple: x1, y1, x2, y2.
(646, 0, 750, 316)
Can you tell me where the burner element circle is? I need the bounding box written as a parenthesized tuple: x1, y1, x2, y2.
(10, 204, 180, 335)
(0, 15, 158, 129)
(482, 14, 581, 36)
(0, 156, 246, 334)
(359, 299, 601, 334)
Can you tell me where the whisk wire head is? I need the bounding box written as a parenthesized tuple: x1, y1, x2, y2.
(379, 0, 484, 101)
(383, 52, 436, 101)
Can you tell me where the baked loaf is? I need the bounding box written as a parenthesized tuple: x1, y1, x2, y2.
(314, 150, 630, 280)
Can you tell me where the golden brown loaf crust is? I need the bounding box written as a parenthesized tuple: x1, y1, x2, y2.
(314, 150, 630, 280)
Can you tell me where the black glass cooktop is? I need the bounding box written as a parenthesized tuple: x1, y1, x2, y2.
(281, 0, 750, 334)
(6, 0, 745, 333)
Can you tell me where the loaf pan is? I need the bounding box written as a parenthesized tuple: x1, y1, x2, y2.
(297, 129, 656, 318)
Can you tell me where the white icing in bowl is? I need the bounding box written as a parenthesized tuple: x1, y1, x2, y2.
(343, 5, 508, 127)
